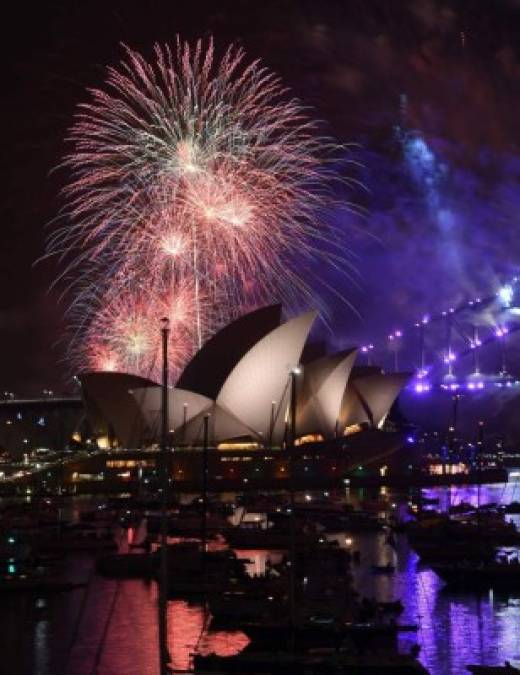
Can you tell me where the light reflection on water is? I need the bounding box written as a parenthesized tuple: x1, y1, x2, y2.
(0, 552, 249, 674)
(0, 478, 519, 674)
(344, 476, 520, 675)
(344, 530, 520, 675)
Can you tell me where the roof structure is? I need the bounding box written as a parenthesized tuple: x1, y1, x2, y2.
(216, 310, 318, 445)
(79, 308, 411, 449)
(130, 386, 213, 439)
(176, 304, 282, 398)
(340, 372, 412, 430)
(172, 403, 260, 446)
(296, 349, 358, 439)
(80, 371, 156, 447)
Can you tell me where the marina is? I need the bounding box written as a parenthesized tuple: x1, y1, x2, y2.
(1, 477, 519, 675)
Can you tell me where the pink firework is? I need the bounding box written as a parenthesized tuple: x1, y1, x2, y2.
(75, 281, 202, 381)
(48, 37, 354, 377)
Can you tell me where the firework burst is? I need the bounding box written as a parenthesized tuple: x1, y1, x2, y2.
(72, 280, 203, 381)
(47, 37, 356, 379)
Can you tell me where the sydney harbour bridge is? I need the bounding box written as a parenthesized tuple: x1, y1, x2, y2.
(361, 276, 520, 442)
(362, 276, 520, 392)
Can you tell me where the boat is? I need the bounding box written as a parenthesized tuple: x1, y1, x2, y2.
(371, 563, 396, 574)
(96, 541, 248, 585)
(208, 589, 287, 627)
(79, 503, 117, 525)
(408, 515, 520, 548)
(449, 501, 474, 514)
(0, 574, 85, 593)
(425, 444, 520, 591)
(224, 526, 316, 550)
(146, 510, 226, 537)
(194, 647, 429, 673)
(378, 600, 404, 615)
(359, 499, 391, 513)
(0, 542, 84, 593)
(408, 515, 519, 564)
(235, 618, 418, 652)
(432, 556, 520, 590)
(317, 510, 386, 533)
(419, 496, 440, 506)
(38, 523, 117, 553)
(466, 662, 520, 674)
(411, 540, 496, 564)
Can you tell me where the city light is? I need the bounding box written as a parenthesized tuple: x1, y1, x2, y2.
(414, 382, 431, 393)
(498, 284, 514, 308)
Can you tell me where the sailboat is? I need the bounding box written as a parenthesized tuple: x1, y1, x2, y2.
(430, 423, 520, 590)
(431, 553, 520, 590)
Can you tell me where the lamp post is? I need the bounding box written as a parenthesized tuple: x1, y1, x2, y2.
(158, 318, 170, 675)
(290, 368, 300, 446)
(388, 331, 402, 372)
(361, 344, 374, 366)
(417, 315, 428, 375)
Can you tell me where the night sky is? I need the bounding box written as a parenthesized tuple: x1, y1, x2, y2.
(1, 0, 519, 393)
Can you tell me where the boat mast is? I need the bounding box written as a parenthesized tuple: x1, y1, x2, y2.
(202, 413, 209, 553)
(158, 318, 170, 675)
(288, 366, 300, 651)
(477, 420, 484, 522)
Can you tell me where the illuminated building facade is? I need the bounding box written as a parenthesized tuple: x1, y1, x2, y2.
(80, 306, 411, 450)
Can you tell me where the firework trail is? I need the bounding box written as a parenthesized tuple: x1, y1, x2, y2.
(47, 37, 356, 379)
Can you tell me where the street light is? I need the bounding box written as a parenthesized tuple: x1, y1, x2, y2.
(158, 317, 171, 675)
(388, 331, 402, 372)
(289, 366, 302, 446)
(360, 344, 374, 366)
(288, 364, 302, 651)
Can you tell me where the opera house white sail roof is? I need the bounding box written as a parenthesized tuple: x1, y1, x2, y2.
(296, 349, 358, 439)
(216, 310, 317, 445)
(80, 307, 411, 448)
(129, 387, 213, 438)
(80, 371, 156, 447)
(340, 372, 412, 430)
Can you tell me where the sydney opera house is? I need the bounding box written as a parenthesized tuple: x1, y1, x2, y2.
(0, 306, 412, 491)
(80, 306, 410, 450)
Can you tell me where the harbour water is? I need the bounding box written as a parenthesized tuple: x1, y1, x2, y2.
(0, 476, 519, 675)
